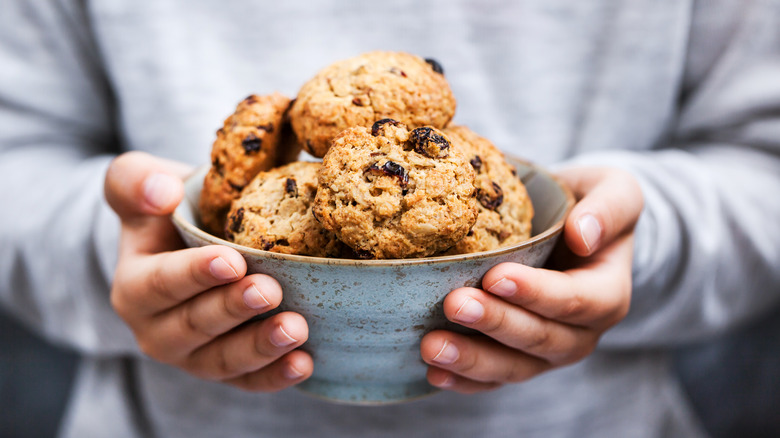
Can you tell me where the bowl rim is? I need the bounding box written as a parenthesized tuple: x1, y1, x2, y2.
(172, 160, 575, 267)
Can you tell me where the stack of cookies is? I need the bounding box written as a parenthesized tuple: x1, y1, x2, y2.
(199, 51, 533, 259)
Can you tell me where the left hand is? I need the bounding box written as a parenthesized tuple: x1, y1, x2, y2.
(420, 166, 643, 393)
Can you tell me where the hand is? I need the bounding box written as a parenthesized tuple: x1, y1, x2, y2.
(105, 151, 312, 391)
(420, 166, 643, 393)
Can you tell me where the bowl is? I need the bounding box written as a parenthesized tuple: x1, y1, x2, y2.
(172, 159, 574, 404)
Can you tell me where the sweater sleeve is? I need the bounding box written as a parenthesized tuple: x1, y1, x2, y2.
(579, 0, 780, 347)
(0, 1, 138, 355)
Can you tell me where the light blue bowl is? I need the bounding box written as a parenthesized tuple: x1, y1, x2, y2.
(173, 159, 574, 405)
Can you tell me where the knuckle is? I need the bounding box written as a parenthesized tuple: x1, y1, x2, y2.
(561, 335, 598, 365)
(481, 307, 507, 335)
(213, 348, 237, 379)
(502, 362, 529, 384)
(453, 346, 478, 375)
(148, 265, 172, 299)
(222, 288, 248, 321)
(179, 303, 210, 339)
(188, 254, 211, 290)
(522, 325, 553, 355)
(555, 292, 588, 321)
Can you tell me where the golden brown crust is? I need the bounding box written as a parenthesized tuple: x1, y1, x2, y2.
(442, 126, 534, 254)
(289, 51, 456, 158)
(226, 162, 348, 257)
(198, 92, 292, 235)
(313, 121, 478, 259)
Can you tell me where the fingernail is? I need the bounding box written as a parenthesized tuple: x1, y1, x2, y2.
(488, 278, 517, 297)
(453, 298, 484, 324)
(209, 257, 239, 281)
(578, 214, 602, 254)
(283, 364, 305, 380)
(432, 341, 459, 365)
(243, 285, 270, 310)
(270, 325, 297, 347)
(435, 373, 455, 388)
(143, 173, 180, 210)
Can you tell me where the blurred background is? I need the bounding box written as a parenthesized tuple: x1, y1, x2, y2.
(0, 312, 77, 438)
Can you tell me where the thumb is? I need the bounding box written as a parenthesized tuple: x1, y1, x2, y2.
(555, 167, 643, 257)
(105, 151, 193, 254)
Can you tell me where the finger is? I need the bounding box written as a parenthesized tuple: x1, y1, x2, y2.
(173, 274, 282, 338)
(113, 245, 246, 317)
(225, 350, 313, 392)
(105, 151, 193, 254)
(144, 274, 282, 359)
(426, 367, 502, 394)
(481, 235, 633, 329)
(185, 312, 308, 380)
(421, 330, 552, 384)
(442, 288, 598, 363)
(555, 167, 643, 256)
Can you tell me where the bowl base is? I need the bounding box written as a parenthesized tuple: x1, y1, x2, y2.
(296, 378, 440, 405)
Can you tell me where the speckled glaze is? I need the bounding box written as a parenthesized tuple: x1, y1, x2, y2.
(173, 159, 574, 405)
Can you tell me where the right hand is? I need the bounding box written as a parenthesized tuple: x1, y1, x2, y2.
(105, 151, 312, 391)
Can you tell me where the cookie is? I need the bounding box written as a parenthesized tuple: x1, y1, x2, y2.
(289, 51, 456, 158)
(225, 161, 347, 257)
(198, 92, 296, 235)
(441, 126, 534, 254)
(313, 120, 478, 259)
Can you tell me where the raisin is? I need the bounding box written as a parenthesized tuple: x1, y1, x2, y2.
(242, 133, 262, 153)
(228, 207, 245, 234)
(285, 178, 298, 197)
(388, 67, 407, 77)
(477, 182, 504, 210)
(257, 123, 274, 133)
(366, 161, 409, 188)
(260, 238, 274, 251)
(371, 118, 401, 136)
(352, 97, 364, 106)
(466, 230, 474, 237)
(409, 127, 450, 158)
(243, 95, 258, 104)
(470, 156, 483, 172)
(355, 248, 375, 259)
(424, 58, 444, 75)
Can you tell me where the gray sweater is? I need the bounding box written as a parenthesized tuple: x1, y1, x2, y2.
(1, 1, 779, 437)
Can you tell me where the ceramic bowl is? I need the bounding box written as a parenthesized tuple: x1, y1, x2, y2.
(172, 159, 574, 405)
